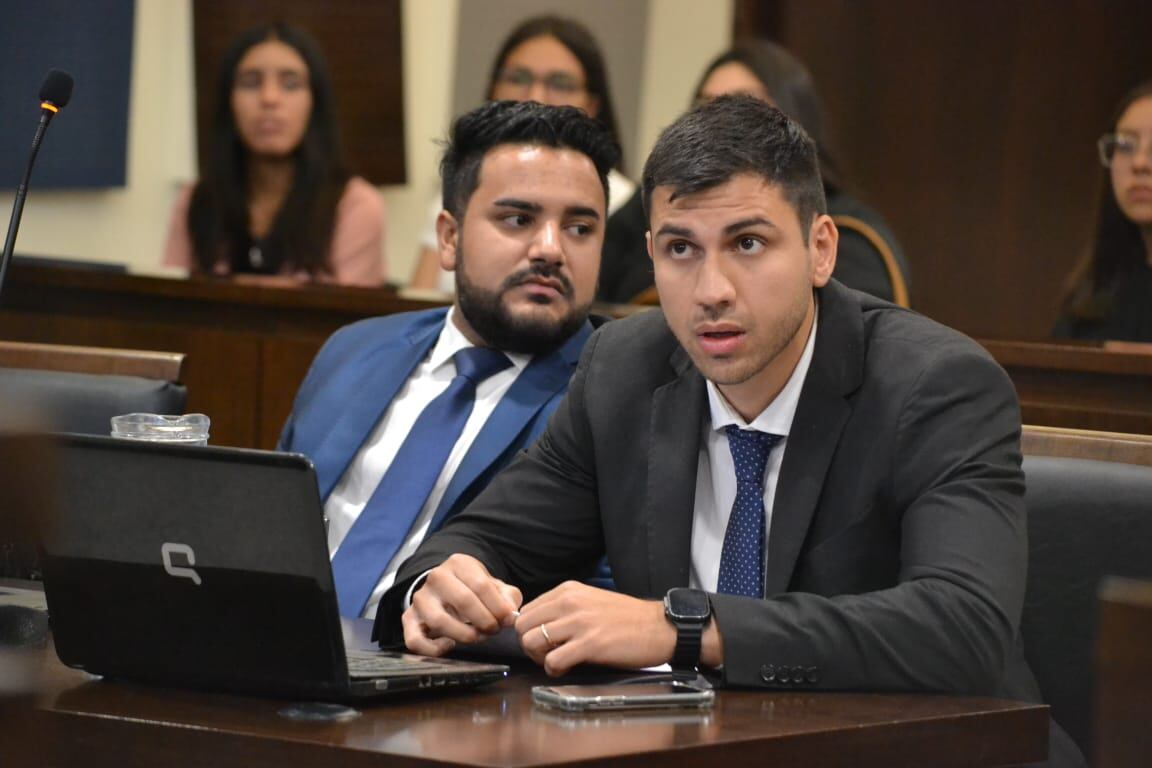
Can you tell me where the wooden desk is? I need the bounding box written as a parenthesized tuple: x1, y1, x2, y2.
(979, 338, 1152, 436)
(0, 656, 40, 768)
(10, 647, 1047, 768)
(0, 262, 445, 448)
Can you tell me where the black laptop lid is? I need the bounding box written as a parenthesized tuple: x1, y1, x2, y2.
(42, 435, 348, 696)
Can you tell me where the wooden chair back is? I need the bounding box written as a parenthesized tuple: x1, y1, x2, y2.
(831, 214, 910, 308)
(0, 340, 184, 382)
(1019, 424, 1152, 758)
(1022, 424, 1152, 467)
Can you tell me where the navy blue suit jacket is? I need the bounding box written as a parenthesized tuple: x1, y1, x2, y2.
(278, 308, 594, 533)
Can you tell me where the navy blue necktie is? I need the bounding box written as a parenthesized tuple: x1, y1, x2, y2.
(717, 426, 783, 599)
(331, 346, 511, 617)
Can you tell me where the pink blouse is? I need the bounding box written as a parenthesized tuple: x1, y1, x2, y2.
(162, 176, 387, 287)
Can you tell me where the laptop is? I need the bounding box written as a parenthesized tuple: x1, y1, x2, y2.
(40, 434, 508, 701)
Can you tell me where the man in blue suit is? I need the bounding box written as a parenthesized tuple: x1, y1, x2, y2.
(279, 101, 619, 618)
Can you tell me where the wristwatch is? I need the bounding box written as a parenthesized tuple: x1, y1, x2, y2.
(664, 587, 712, 671)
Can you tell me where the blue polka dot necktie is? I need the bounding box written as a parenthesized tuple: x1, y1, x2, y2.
(331, 346, 511, 617)
(717, 426, 783, 599)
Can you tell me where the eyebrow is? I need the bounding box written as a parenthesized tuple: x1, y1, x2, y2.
(654, 224, 694, 239)
(492, 198, 601, 220)
(492, 198, 542, 213)
(723, 217, 778, 236)
(236, 67, 306, 77)
(654, 217, 778, 240)
(565, 205, 601, 220)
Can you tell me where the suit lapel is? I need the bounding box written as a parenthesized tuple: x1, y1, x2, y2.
(312, 316, 444, 500)
(764, 282, 864, 595)
(428, 321, 594, 531)
(646, 345, 707, 596)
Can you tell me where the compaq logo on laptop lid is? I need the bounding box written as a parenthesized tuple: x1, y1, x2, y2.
(161, 542, 202, 585)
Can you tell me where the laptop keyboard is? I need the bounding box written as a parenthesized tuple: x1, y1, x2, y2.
(345, 649, 480, 679)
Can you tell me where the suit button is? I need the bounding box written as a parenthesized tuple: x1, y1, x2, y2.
(760, 664, 776, 683)
(806, 666, 820, 684)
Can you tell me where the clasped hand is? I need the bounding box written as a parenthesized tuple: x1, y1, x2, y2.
(401, 554, 676, 676)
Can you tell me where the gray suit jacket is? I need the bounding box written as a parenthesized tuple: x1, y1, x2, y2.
(378, 280, 1041, 701)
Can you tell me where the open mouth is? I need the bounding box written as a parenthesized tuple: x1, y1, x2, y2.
(696, 328, 745, 355)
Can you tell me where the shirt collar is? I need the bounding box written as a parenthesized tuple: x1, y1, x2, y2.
(428, 306, 532, 374)
(705, 308, 818, 436)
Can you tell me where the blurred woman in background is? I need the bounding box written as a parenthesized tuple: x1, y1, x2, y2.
(1055, 81, 1152, 342)
(164, 22, 385, 286)
(408, 15, 631, 292)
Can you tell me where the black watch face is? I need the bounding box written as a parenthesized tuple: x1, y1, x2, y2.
(667, 588, 710, 621)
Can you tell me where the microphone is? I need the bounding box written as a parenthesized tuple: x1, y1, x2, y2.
(0, 69, 75, 302)
(39, 69, 75, 119)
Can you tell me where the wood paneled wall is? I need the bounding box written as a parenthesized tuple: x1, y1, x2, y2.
(737, 0, 1152, 338)
(192, 0, 405, 185)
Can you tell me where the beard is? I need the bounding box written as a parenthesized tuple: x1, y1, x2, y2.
(454, 242, 592, 356)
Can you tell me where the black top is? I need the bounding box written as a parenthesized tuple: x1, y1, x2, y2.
(598, 188, 911, 305)
(1052, 261, 1152, 342)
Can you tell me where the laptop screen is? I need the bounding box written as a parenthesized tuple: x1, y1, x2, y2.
(42, 435, 347, 695)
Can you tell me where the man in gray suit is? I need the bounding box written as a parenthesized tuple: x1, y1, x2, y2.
(376, 98, 1073, 762)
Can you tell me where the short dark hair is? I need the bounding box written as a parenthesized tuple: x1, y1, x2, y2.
(486, 15, 623, 168)
(642, 95, 827, 242)
(440, 100, 620, 219)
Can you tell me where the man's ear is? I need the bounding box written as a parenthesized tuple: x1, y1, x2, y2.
(436, 210, 460, 272)
(809, 214, 838, 287)
(645, 229, 654, 262)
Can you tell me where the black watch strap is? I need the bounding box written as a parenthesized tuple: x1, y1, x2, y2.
(670, 621, 704, 670)
(666, 588, 710, 671)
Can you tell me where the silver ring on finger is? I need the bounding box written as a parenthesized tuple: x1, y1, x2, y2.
(539, 622, 557, 649)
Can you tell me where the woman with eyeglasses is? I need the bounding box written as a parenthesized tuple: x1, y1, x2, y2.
(598, 40, 909, 306)
(408, 15, 633, 292)
(163, 23, 386, 287)
(1055, 81, 1152, 341)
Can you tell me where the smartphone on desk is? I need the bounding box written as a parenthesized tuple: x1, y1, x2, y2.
(532, 681, 715, 712)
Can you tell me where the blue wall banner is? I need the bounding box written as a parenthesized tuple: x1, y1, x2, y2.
(0, 0, 135, 189)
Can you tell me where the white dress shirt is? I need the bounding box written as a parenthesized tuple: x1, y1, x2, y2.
(325, 307, 530, 617)
(689, 314, 817, 593)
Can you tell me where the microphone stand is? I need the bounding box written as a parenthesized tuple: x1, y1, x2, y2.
(0, 109, 55, 303)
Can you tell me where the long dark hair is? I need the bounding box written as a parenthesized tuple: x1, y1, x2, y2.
(692, 40, 844, 192)
(187, 22, 349, 276)
(485, 15, 624, 169)
(1061, 80, 1152, 320)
